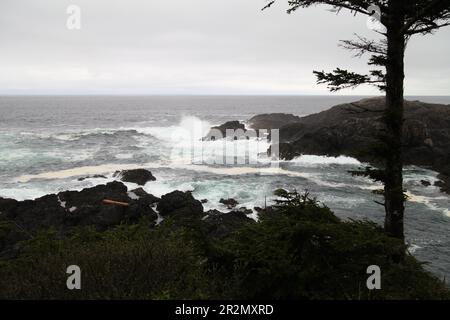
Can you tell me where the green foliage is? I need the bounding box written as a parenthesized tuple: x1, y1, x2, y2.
(0, 191, 448, 300)
(209, 190, 448, 299)
(0, 219, 217, 299)
(313, 69, 374, 92)
(265, 0, 450, 240)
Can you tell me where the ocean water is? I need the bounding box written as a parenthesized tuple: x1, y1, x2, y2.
(1, 95, 450, 280)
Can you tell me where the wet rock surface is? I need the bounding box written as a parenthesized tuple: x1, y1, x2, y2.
(219, 198, 239, 209)
(435, 174, 450, 195)
(275, 98, 450, 174)
(248, 113, 302, 130)
(114, 169, 156, 185)
(204, 121, 246, 140)
(203, 210, 254, 239)
(0, 181, 157, 234)
(216, 97, 450, 194)
(0, 181, 265, 258)
(157, 191, 204, 219)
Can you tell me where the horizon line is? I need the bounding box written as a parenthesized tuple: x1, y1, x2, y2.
(1, 93, 450, 97)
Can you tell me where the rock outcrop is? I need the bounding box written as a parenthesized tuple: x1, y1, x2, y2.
(256, 97, 450, 193)
(114, 169, 156, 185)
(157, 191, 204, 219)
(0, 181, 157, 235)
(204, 121, 246, 140)
(248, 113, 301, 130)
(0, 181, 161, 257)
(435, 174, 450, 194)
(203, 210, 254, 239)
(129, 187, 160, 206)
(0, 181, 264, 258)
(219, 198, 239, 209)
(279, 98, 449, 164)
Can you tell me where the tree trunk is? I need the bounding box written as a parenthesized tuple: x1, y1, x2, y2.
(384, 1, 406, 240)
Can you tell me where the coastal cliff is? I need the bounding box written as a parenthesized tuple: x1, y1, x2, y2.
(248, 97, 450, 193)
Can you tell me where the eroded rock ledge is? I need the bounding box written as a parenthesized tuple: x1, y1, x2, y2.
(0, 181, 260, 258)
(210, 97, 450, 194)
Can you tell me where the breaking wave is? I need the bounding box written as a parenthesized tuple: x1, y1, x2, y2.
(290, 155, 362, 166)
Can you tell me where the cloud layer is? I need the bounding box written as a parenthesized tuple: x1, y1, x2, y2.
(1, 0, 449, 95)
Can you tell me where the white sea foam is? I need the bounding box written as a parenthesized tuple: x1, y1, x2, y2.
(15, 160, 301, 184)
(406, 191, 450, 217)
(173, 164, 306, 177)
(290, 155, 362, 166)
(8, 116, 449, 222)
(143, 183, 183, 198)
(19, 126, 152, 143)
(134, 116, 211, 143)
(317, 194, 367, 208)
(57, 196, 67, 209)
(127, 191, 140, 200)
(115, 153, 134, 160)
(15, 163, 149, 183)
(0, 186, 54, 201)
(408, 244, 422, 254)
(134, 116, 273, 166)
(154, 207, 164, 226)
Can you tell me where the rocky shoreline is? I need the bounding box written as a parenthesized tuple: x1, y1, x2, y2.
(0, 169, 261, 259)
(1, 97, 449, 258)
(215, 97, 450, 194)
(2, 170, 448, 299)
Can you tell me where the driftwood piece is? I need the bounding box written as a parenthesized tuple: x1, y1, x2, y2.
(102, 199, 130, 207)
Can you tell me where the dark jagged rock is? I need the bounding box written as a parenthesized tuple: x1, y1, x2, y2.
(433, 155, 450, 195)
(268, 142, 301, 160)
(254, 98, 450, 191)
(248, 113, 301, 130)
(235, 207, 253, 215)
(421, 180, 431, 187)
(0, 181, 158, 256)
(205, 209, 223, 216)
(219, 198, 239, 209)
(60, 181, 128, 206)
(204, 121, 246, 140)
(129, 187, 150, 198)
(129, 188, 160, 205)
(0, 198, 18, 214)
(435, 174, 450, 195)
(157, 191, 203, 218)
(1, 194, 68, 234)
(114, 169, 156, 185)
(280, 98, 450, 162)
(203, 210, 254, 239)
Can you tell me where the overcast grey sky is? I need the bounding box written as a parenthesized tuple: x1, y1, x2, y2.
(1, 0, 449, 95)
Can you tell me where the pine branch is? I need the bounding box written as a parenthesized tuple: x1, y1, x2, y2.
(402, 0, 450, 35)
(407, 21, 450, 34)
(313, 68, 384, 91)
(262, 1, 276, 11)
(263, 0, 385, 15)
(339, 34, 387, 57)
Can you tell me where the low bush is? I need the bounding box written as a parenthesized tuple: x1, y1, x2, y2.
(0, 191, 448, 300)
